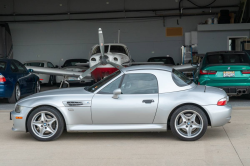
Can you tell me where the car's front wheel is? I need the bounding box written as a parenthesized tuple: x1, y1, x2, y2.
(27, 106, 64, 141)
(170, 105, 208, 141)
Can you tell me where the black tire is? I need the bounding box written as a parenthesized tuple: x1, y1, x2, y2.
(170, 105, 208, 141)
(47, 76, 55, 86)
(35, 80, 40, 93)
(27, 106, 64, 141)
(8, 83, 20, 103)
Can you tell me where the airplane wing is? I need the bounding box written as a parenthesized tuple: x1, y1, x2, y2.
(122, 62, 197, 72)
(173, 63, 197, 72)
(122, 62, 164, 66)
(75, 63, 90, 67)
(26, 66, 84, 77)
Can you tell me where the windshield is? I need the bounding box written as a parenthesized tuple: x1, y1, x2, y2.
(148, 57, 175, 65)
(172, 69, 192, 87)
(110, 45, 127, 55)
(85, 70, 122, 93)
(24, 62, 44, 67)
(63, 59, 89, 67)
(92, 46, 109, 55)
(205, 53, 250, 65)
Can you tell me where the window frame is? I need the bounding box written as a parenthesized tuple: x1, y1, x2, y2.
(0, 61, 7, 71)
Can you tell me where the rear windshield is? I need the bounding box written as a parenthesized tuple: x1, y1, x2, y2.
(24, 62, 44, 67)
(0, 61, 6, 71)
(205, 53, 250, 65)
(148, 57, 175, 65)
(172, 69, 192, 87)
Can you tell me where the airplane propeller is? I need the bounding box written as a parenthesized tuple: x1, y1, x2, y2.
(79, 28, 124, 80)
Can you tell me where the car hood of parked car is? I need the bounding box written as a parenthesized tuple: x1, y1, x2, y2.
(17, 87, 93, 104)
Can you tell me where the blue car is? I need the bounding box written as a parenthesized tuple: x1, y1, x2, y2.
(0, 59, 40, 103)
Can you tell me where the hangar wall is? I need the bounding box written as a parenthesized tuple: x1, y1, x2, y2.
(9, 15, 211, 66)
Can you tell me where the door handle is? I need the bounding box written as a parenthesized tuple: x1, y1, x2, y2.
(142, 99, 154, 104)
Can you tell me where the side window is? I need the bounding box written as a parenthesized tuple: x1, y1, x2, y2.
(13, 60, 27, 73)
(99, 76, 123, 94)
(47, 62, 54, 68)
(10, 62, 18, 72)
(121, 74, 158, 94)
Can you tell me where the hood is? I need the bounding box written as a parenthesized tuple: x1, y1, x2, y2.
(18, 87, 92, 104)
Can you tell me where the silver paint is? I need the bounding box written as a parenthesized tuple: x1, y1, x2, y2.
(11, 65, 232, 133)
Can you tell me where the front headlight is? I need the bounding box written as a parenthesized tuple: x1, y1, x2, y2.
(15, 105, 23, 113)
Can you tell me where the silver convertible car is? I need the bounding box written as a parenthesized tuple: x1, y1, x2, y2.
(10, 65, 232, 141)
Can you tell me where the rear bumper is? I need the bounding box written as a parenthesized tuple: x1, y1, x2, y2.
(216, 86, 249, 95)
(0, 84, 13, 98)
(203, 104, 232, 127)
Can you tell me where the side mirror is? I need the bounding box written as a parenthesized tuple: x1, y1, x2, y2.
(27, 69, 33, 73)
(112, 88, 121, 99)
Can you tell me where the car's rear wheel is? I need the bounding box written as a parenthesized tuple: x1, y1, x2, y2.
(170, 105, 208, 141)
(27, 106, 64, 141)
(48, 75, 55, 86)
(8, 83, 20, 103)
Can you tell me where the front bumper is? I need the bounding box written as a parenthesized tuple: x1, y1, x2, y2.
(203, 104, 232, 127)
(10, 106, 32, 132)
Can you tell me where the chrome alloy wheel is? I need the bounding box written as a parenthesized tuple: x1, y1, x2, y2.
(174, 110, 203, 138)
(15, 85, 21, 101)
(31, 111, 58, 139)
(36, 81, 40, 92)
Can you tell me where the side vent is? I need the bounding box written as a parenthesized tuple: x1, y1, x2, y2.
(62, 100, 91, 107)
(67, 101, 83, 106)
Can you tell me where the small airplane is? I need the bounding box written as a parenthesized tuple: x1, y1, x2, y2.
(27, 28, 197, 88)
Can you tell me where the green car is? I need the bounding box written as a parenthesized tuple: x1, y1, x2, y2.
(194, 51, 250, 96)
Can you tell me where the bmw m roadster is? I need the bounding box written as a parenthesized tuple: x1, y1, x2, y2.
(11, 65, 232, 141)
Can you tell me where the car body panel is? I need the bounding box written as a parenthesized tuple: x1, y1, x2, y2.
(0, 59, 39, 98)
(11, 65, 232, 133)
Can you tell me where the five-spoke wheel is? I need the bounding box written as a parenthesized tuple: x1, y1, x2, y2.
(170, 105, 208, 141)
(27, 106, 64, 141)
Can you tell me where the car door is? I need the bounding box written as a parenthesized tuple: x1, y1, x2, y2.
(91, 73, 159, 124)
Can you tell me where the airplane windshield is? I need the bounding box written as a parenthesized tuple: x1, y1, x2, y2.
(92, 46, 109, 55)
(85, 70, 121, 93)
(110, 45, 127, 55)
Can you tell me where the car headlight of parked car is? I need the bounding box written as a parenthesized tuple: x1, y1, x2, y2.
(15, 105, 24, 113)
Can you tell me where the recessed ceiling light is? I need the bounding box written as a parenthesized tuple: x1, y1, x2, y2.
(106, 2, 109, 4)
(59, 4, 62, 6)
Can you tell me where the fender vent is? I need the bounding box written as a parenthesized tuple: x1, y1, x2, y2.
(66, 101, 83, 106)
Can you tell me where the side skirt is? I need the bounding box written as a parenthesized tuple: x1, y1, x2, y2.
(67, 124, 167, 132)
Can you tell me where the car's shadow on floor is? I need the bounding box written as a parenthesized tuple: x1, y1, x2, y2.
(14, 127, 224, 142)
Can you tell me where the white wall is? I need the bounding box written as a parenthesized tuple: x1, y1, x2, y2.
(198, 31, 250, 54)
(9, 15, 212, 66)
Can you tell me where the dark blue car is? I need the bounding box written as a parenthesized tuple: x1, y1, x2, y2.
(0, 59, 40, 103)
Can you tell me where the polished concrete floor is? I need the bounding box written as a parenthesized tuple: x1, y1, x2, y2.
(0, 85, 250, 166)
(0, 107, 249, 166)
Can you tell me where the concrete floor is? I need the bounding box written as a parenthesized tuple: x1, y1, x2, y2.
(0, 107, 249, 166)
(0, 85, 250, 166)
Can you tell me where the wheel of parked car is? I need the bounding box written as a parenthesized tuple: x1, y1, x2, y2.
(35, 81, 40, 93)
(27, 106, 64, 141)
(8, 83, 21, 103)
(170, 105, 208, 141)
(48, 75, 55, 86)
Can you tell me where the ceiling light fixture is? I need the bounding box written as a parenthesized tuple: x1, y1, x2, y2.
(106, 2, 109, 4)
